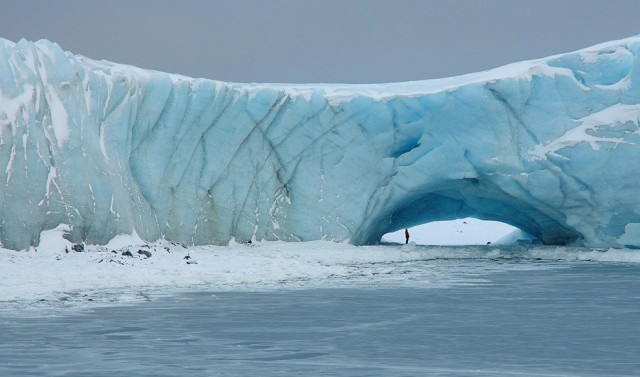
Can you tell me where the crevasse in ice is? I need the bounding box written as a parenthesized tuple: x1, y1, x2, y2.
(0, 36, 639, 250)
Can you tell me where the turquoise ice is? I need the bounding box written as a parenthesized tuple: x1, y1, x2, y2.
(0, 36, 639, 250)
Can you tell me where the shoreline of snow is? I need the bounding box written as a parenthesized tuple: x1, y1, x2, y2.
(3, 235, 640, 307)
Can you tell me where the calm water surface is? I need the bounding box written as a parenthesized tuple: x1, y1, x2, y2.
(1, 261, 639, 376)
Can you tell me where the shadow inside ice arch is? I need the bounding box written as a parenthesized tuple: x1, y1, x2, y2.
(381, 218, 530, 246)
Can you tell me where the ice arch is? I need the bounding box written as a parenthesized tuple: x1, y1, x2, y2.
(360, 178, 581, 246)
(0, 37, 639, 250)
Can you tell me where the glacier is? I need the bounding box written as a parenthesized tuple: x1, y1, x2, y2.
(0, 36, 639, 251)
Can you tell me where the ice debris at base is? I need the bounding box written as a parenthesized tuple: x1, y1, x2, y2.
(0, 36, 639, 250)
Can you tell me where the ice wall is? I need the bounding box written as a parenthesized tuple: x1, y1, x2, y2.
(0, 36, 639, 250)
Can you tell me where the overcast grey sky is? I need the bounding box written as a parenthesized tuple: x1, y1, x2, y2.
(1, 0, 639, 84)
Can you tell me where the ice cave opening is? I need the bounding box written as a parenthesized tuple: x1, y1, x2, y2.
(381, 218, 533, 246)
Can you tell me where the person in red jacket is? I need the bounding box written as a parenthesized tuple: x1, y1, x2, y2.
(405, 228, 410, 244)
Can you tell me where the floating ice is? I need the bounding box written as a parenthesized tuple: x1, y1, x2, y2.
(0, 36, 639, 250)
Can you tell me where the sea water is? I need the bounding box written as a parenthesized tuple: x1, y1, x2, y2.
(1, 246, 639, 376)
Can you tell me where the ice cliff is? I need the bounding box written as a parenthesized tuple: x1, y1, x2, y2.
(0, 36, 639, 250)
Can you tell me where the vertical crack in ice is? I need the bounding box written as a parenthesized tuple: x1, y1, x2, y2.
(486, 85, 539, 148)
(232, 96, 291, 234)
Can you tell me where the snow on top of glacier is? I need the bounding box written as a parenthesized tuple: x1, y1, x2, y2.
(199, 35, 640, 101)
(37, 34, 639, 103)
